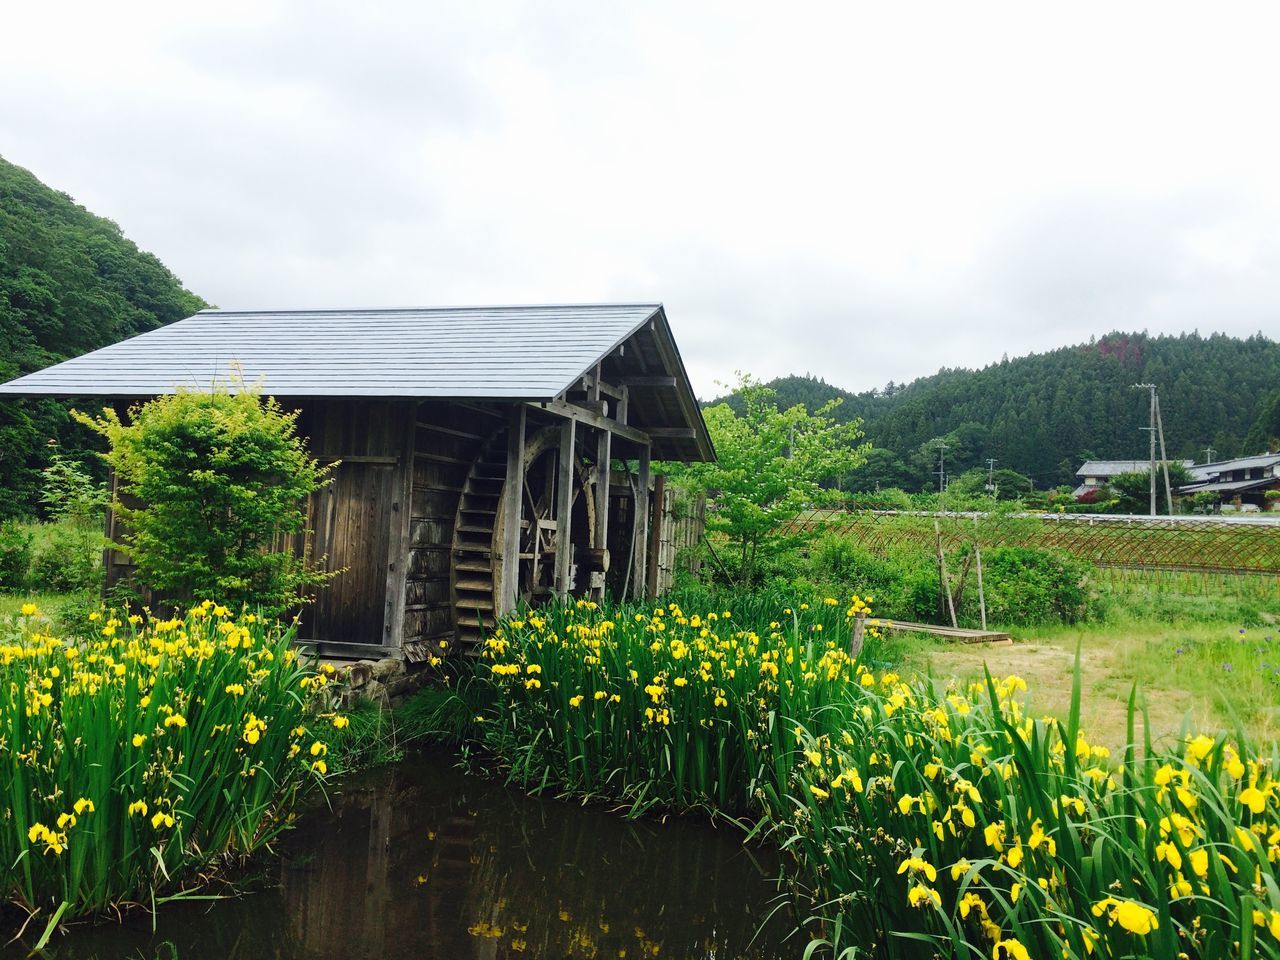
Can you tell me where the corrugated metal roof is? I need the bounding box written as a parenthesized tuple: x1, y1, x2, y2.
(0, 304, 665, 399)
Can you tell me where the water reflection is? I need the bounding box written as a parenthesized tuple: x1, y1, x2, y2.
(16, 751, 790, 960)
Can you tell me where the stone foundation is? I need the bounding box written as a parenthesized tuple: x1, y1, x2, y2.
(327, 657, 431, 708)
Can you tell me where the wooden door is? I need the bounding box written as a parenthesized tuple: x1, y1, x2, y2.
(307, 462, 396, 647)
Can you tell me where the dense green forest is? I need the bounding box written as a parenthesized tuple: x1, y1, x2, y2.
(0, 156, 206, 517)
(715, 334, 1280, 492)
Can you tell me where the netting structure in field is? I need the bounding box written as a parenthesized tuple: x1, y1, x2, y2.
(778, 510, 1280, 575)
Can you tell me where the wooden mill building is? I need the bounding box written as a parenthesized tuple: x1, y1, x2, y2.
(0, 304, 714, 660)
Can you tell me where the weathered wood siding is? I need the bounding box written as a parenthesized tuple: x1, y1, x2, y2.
(295, 398, 415, 654)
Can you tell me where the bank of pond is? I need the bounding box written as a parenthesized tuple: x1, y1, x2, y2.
(3, 599, 1279, 959)
(4, 750, 786, 960)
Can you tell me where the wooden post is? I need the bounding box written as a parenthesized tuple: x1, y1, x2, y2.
(555, 419, 576, 600)
(593, 415, 612, 601)
(634, 445, 651, 601)
(499, 405, 525, 615)
(646, 472, 665, 599)
(850, 613, 867, 659)
(935, 518, 958, 628)
(382, 401, 416, 653)
(973, 517, 987, 631)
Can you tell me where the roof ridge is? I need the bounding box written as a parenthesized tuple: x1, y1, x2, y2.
(196, 302, 663, 317)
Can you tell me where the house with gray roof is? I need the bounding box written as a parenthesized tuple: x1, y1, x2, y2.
(1178, 452, 1280, 509)
(1073, 459, 1193, 499)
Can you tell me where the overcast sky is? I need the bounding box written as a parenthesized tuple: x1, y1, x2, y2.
(3, 2, 1279, 398)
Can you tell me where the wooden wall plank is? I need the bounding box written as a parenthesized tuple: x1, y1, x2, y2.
(382, 401, 416, 652)
(498, 406, 525, 615)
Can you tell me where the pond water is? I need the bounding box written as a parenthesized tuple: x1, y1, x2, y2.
(13, 751, 794, 959)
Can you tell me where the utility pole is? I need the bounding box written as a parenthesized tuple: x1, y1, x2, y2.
(1154, 392, 1173, 513)
(934, 440, 948, 494)
(1134, 383, 1157, 516)
(1203, 445, 1216, 464)
(985, 458, 998, 497)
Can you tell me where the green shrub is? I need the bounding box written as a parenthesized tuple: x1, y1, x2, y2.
(0, 521, 34, 590)
(845, 488, 914, 511)
(980, 545, 1094, 625)
(803, 535, 1097, 628)
(29, 522, 101, 593)
(807, 534, 939, 622)
(74, 385, 333, 617)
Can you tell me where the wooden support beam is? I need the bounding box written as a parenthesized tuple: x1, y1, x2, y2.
(588, 363, 611, 600)
(618, 375, 677, 388)
(579, 371, 624, 400)
(383, 401, 416, 651)
(646, 472, 665, 600)
(498, 405, 525, 615)
(635, 446, 651, 601)
(415, 420, 484, 441)
(316, 455, 399, 465)
(587, 364, 602, 404)
(593, 418, 612, 600)
(643, 427, 697, 439)
(528, 398, 651, 447)
(297, 640, 404, 661)
(555, 419, 576, 600)
(645, 316, 713, 460)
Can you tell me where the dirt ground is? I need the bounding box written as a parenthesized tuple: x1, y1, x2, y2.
(924, 635, 1224, 752)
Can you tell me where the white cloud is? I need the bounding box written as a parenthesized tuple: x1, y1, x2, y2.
(3, 0, 1279, 398)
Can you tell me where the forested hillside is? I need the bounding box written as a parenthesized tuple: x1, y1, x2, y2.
(0, 156, 206, 516)
(717, 333, 1280, 491)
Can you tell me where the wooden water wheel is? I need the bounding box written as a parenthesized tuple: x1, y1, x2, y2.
(451, 423, 597, 651)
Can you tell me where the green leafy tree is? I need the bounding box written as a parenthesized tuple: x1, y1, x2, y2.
(75, 385, 333, 616)
(844, 447, 914, 493)
(671, 374, 869, 585)
(1107, 463, 1192, 514)
(39, 440, 107, 524)
(946, 467, 1033, 501)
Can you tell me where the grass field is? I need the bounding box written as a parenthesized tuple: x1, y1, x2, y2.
(922, 620, 1279, 751)
(907, 570, 1280, 748)
(0, 592, 83, 621)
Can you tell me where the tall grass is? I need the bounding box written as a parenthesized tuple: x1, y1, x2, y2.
(1, 601, 339, 926)
(1099, 567, 1280, 625)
